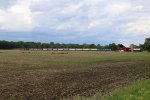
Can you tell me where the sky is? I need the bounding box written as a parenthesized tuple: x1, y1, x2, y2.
(0, 0, 150, 45)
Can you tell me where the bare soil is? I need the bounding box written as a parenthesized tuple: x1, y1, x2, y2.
(0, 61, 150, 100)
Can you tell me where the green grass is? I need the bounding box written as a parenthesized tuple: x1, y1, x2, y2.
(108, 80, 150, 100)
(73, 80, 150, 100)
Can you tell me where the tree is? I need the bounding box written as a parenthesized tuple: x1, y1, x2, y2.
(97, 44, 102, 49)
(89, 44, 97, 48)
(109, 43, 117, 51)
(142, 37, 150, 52)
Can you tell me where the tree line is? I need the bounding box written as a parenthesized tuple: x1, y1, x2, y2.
(0, 37, 149, 51)
(0, 41, 117, 51)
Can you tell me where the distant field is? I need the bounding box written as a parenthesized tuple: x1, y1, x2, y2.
(0, 50, 150, 99)
(0, 50, 150, 71)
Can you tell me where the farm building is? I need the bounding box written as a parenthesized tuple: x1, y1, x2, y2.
(99, 49, 112, 51)
(118, 44, 141, 52)
(118, 44, 131, 52)
(28, 48, 111, 51)
(130, 44, 141, 52)
(133, 48, 141, 52)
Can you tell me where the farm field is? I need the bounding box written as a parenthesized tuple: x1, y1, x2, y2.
(0, 50, 150, 99)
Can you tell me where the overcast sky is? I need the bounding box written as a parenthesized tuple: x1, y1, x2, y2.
(0, 0, 150, 45)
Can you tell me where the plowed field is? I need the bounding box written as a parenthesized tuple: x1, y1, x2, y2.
(0, 51, 150, 99)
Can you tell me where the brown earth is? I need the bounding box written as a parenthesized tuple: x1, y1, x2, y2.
(0, 61, 150, 100)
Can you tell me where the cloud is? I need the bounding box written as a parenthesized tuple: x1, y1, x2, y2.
(125, 18, 150, 34)
(0, 0, 34, 31)
(105, 2, 132, 16)
(104, 2, 143, 16)
(0, 0, 150, 45)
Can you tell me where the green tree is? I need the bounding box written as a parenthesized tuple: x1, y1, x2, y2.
(89, 44, 97, 48)
(109, 43, 117, 51)
(142, 37, 150, 52)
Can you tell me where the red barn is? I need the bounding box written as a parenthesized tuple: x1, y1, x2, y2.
(118, 44, 131, 52)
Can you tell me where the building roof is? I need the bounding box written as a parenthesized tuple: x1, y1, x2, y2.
(133, 48, 141, 50)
